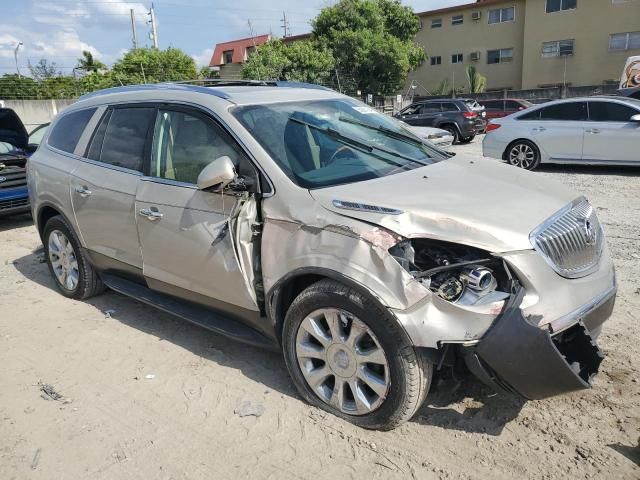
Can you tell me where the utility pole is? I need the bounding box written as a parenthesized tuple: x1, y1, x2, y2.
(130, 9, 138, 49)
(280, 11, 290, 38)
(148, 3, 158, 49)
(247, 19, 261, 81)
(14, 42, 23, 79)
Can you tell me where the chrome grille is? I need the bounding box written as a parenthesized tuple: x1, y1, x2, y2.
(530, 198, 604, 278)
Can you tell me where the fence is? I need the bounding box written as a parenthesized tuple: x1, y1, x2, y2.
(1, 99, 75, 128)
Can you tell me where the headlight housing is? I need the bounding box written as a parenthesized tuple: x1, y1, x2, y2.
(389, 239, 514, 307)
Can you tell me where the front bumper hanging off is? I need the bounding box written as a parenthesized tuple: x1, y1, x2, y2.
(463, 287, 609, 400)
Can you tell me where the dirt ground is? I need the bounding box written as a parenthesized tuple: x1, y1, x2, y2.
(1, 137, 638, 479)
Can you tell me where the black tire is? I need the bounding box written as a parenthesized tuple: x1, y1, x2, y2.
(43, 215, 105, 300)
(459, 134, 476, 144)
(282, 279, 432, 430)
(440, 124, 460, 144)
(505, 139, 541, 170)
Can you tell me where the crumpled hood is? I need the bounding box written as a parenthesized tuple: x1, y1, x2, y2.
(309, 155, 577, 252)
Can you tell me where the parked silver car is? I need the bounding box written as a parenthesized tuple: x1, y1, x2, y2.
(29, 83, 616, 430)
(483, 96, 640, 169)
(400, 122, 455, 148)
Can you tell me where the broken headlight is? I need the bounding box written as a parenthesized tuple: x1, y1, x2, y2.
(389, 239, 513, 307)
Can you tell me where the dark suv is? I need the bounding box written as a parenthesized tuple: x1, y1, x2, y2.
(394, 99, 483, 144)
(0, 108, 30, 217)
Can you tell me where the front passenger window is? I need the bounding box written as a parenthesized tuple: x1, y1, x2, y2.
(151, 109, 253, 185)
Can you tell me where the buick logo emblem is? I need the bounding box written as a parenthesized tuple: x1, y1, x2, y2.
(0, 176, 6, 183)
(582, 218, 597, 246)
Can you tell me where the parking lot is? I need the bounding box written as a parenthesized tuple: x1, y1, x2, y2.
(0, 136, 638, 479)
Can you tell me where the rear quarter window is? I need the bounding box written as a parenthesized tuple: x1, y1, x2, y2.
(48, 108, 97, 154)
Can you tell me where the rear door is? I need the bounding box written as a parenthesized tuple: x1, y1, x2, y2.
(583, 101, 640, 164)
(529, 102, 587, 162)
(135, 106, 260, 314)
(71, 105, 156, 271)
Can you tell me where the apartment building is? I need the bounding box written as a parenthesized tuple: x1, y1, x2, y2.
(407, 0, 640, 93)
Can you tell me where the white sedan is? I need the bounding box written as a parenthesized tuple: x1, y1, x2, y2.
(401, 123, 455, 148)
(482, 96, 640, 170)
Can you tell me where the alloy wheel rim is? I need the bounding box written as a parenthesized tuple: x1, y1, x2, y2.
(48, 230, 79, 291)
(509, 143, 535, 168)
(295, 308, 390, 415)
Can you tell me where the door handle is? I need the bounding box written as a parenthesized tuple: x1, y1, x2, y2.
(532, 126, 546, 132)
(586, 128, 600, 134)
(139, 208, 163, 221)
(74, 185, 92, 197)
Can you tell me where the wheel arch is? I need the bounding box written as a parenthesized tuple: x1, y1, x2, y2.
(36, 203, 73, 243)
(266, 267, 411, 346)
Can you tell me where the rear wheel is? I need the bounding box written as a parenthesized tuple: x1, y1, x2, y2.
(506, 139, 541, 170)
(43, 215, 105, 299)
(441, 125, 460, 144)
(282, 279, 432, 430)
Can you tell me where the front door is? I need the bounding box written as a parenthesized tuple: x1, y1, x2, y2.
(400, 103, 441, 127)
(583, 101, 640, 164)
(530, 101, 587, 161)
(135, 107, 260, 313)
(71, 106, 156, 270)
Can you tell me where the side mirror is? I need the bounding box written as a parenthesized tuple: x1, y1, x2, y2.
(630, 114, 640, 122)
(197, 156, 236, 191)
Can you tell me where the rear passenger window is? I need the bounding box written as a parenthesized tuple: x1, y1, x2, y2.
(48, 108, 96, 154)
(505, 101, 522, 110)
(482, 100, 502, 111)
(588, 102, 638, 122)
(87, 107, 155, 172)
(440, 102, 459, 112)
(422, 103, 441, 113)
(518, 108, 541, 120)
(539, 102, 587, 121)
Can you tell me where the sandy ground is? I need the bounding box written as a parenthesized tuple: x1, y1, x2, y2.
(1, 137, 638, 479)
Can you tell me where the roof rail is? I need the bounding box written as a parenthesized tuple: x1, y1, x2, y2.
(77, 80, 335, 102)
(78, 83, 233, 101)
(173, 79, 334, 91)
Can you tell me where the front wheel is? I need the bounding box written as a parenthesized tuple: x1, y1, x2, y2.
(282, 279, 432, 430)
(459, 134, 475, 144)
(506, 140, 541, 170)
(441, 125, 460, 144)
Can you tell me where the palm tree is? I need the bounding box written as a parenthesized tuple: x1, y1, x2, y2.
(466, 65, 487, 93)
(77, 51, 106, 73)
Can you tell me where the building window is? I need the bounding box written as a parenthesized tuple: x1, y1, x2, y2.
(431, 18, 442, 28)
(223, 50, 234, 64)
(451, 53, 463, 64)
(609, 31, 640, 51)
(488, 6, 515, 24)
(542, 39, 575, 57)
(545, 0, 577, 13)
(452, 15, 464, 25)
(430, 56, 442, 66)
(487, 48, 514, 64)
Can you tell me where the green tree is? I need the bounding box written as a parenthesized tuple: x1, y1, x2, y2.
(198, 65, 220, 80)
(0, 74, 39, 99)
(241, 40, 334, 84)
(466, 65, 486, 94)
(111, 47, 197, 84)
(76, 51, 106, 73)
(312, 0, 425, 95)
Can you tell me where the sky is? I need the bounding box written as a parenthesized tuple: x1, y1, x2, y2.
(0, 0, 462, 75)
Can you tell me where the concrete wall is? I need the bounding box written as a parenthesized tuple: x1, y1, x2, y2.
(0, 99, 75, 130)
(521, 0, 640, 88)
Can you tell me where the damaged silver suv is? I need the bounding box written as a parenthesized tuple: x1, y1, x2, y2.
(28, 82, 616, 430)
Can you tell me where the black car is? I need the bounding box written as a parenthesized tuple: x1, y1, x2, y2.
(0, 108, 30, 217)
(394, 99, 484, 144)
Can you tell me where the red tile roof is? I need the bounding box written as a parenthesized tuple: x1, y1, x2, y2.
(209, 34, 271, 67)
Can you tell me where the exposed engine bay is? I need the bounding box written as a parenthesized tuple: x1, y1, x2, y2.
(389, 239, 513, 308)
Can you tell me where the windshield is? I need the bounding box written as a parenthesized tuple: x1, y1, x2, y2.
(233, 98, 445, 188)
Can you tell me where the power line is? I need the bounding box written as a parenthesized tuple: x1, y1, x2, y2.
(281, 11, 290, 38)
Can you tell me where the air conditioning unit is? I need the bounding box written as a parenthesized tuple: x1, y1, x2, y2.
(471, 11, 482, 21)
(470, 51, 481, 61)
